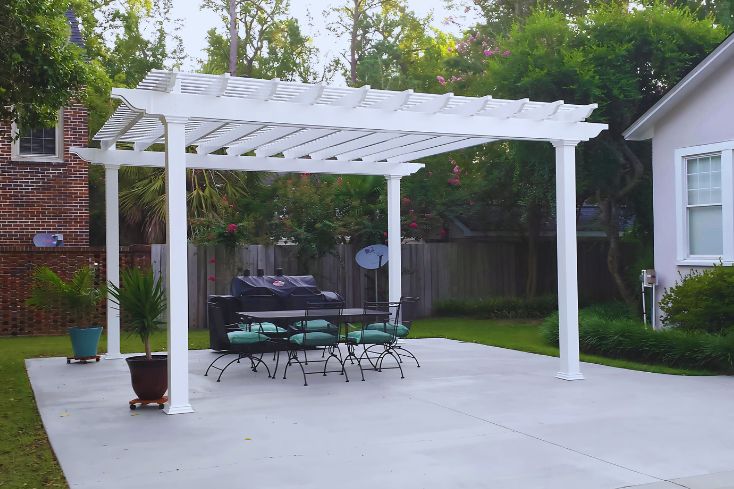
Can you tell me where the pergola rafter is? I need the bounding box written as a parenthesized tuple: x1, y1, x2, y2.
(72, 69, 607, 415)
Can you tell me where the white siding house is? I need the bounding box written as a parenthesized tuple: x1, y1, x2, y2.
(624, 33, 734, 316)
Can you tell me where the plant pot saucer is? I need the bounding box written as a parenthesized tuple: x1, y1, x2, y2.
(67, 355, 101, 364)
(129, 396, 168, 410)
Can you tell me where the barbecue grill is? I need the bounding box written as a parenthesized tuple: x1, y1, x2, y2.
(206, 273, 343, 348)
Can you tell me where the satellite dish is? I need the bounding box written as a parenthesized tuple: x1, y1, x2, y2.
(356, 244, 389, 270)
(33, 233, 58, 247)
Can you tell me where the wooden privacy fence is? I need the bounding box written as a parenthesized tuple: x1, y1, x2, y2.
(151, 239, 623, 328)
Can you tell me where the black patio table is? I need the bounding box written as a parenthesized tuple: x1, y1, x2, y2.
(237, 308, 389, 324)
(237, 308, 391, 380)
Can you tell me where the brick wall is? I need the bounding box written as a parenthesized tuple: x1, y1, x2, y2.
(0, 246, 150, 336)
(0, 103, 90, 246)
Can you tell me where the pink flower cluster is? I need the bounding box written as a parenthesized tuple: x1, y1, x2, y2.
(448, 160, 462, 186)
(437, 75, 465, 86)
(483, 49, 511, 57)
(226, 223, 238, 234)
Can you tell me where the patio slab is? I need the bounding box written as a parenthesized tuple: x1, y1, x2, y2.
(26, 339, 734, 489)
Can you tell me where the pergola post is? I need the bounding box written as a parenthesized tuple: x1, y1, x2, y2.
(163, 116, 194, 414)
(104, 164, 122, 360)
(386, 175, 402, 306)
(553, 140, 583, 381)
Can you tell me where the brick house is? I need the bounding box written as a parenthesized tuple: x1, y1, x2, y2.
(0, 11, 95, 335)
(0, 10, 89, 247)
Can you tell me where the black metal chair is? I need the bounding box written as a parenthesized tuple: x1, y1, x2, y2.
(282, 301, 348, 386)
(364, 297, 421, 368)
(342, 302, 403, 380)
(204, 304, 276, 382)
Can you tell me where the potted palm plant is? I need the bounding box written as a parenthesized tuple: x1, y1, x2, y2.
(27, 266, 104, 363)
(107, 267, 168, 409)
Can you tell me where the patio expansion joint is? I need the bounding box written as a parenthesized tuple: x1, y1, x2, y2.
(411, 395, 680, 487)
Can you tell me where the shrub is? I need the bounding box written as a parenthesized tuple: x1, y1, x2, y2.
(541, 308, 734, 373)
(434, 296, 557, 319)
(659, 264, 734, 334)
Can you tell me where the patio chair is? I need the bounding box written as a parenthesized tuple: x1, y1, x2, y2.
(282, 301, 348, 386)
(343, 303, 403, 381)
(363, 297, 421, 367)
(204, 304, 275, 382)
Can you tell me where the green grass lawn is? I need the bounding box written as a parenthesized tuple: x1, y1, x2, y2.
(0, 318, 716, 488)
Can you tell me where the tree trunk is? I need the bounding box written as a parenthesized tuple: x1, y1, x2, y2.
(144, 336, 152, 360)
(228, 0, 238, 75)
(350, 0, 360, 86)
(599, 196, 636, 306)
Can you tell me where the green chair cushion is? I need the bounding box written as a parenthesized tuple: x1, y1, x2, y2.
(289, 332, 339, 347)
(292, 319, 337, 333)
(347, 330, 395, 345)
(365, 322, 409, 338)
(227, 331, 270, 345)
(239, 322, 287, 334)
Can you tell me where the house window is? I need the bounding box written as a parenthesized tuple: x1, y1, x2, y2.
(675, 142, 734, 265)
(686, 154, 722, 255)
(11, 111, 63, 162)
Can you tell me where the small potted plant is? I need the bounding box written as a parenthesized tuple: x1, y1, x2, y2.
(27, 266, 104, 363)
(107, 267, 168, 409)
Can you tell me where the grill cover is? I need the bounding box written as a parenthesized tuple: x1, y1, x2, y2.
(230, 275, 320, 298)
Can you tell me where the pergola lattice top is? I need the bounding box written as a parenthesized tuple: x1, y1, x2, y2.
(87, 70, 605, 176)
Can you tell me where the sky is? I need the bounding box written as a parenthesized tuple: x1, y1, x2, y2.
(170, 0, 478, 83)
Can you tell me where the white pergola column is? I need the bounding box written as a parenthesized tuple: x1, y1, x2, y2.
(386, 175, 402, 305)
(163, 116, 194, 414)
(553, 140, 583, 381)
(104, 164, 122, 359)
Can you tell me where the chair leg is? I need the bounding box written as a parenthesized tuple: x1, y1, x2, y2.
(272, 349, 281, 380)
(377, 349, 405, 379)
(251, 355, 272, 378)
(204, 352, 231, 377)
(395, 345, 420, 367)
(323, 350, 350, 383)
(345, 344, 365, 381)
(216, 355, 244, 382)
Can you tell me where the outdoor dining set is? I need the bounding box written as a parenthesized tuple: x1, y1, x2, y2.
(204, 272, 420, 385)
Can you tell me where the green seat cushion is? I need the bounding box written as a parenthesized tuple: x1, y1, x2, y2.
(347, 330, 395, 345)
(240, 322, 287, 334)
(292, 319, 337, 333)
(365, 322, 409, 338)
(289, 332, 339, 347)
(227, 331, 270, 345)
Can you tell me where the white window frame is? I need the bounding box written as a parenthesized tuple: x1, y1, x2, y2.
(11, 110, 64, 163)
(675, 141, 734, 266)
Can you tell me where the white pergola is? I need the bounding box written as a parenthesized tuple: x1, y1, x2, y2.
(72, 70, 606, 415)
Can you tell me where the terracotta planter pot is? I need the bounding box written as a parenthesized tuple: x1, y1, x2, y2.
(126, 355, 168, 401)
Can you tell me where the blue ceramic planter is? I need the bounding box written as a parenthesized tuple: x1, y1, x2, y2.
(68, 326, 103, 359)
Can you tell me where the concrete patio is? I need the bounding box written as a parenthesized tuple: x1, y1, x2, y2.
(27, 339, 734, 489)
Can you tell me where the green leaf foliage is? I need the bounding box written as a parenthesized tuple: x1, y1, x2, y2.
(107, 267, 166, 359)
(541, 306, 734, 372)
(434, 295, 558, 319)
(26, 266, 104, 326)
(0, 0, 90, 129)
(659, 264, 734, 334)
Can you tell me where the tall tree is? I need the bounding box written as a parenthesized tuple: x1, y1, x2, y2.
(228, 0, 238, 74)
(450, 3, 725, 304)
(1, 0, 89, 129)
(201, 0, 321, 81)
(326, 0, 406, 86)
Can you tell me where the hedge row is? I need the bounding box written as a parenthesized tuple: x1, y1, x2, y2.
(541, 308, 734, 373)
(434, 296, 557, 319)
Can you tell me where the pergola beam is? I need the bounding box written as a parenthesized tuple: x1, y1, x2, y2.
(112, 88, 607, 142)
(70, 147, 425, 177)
